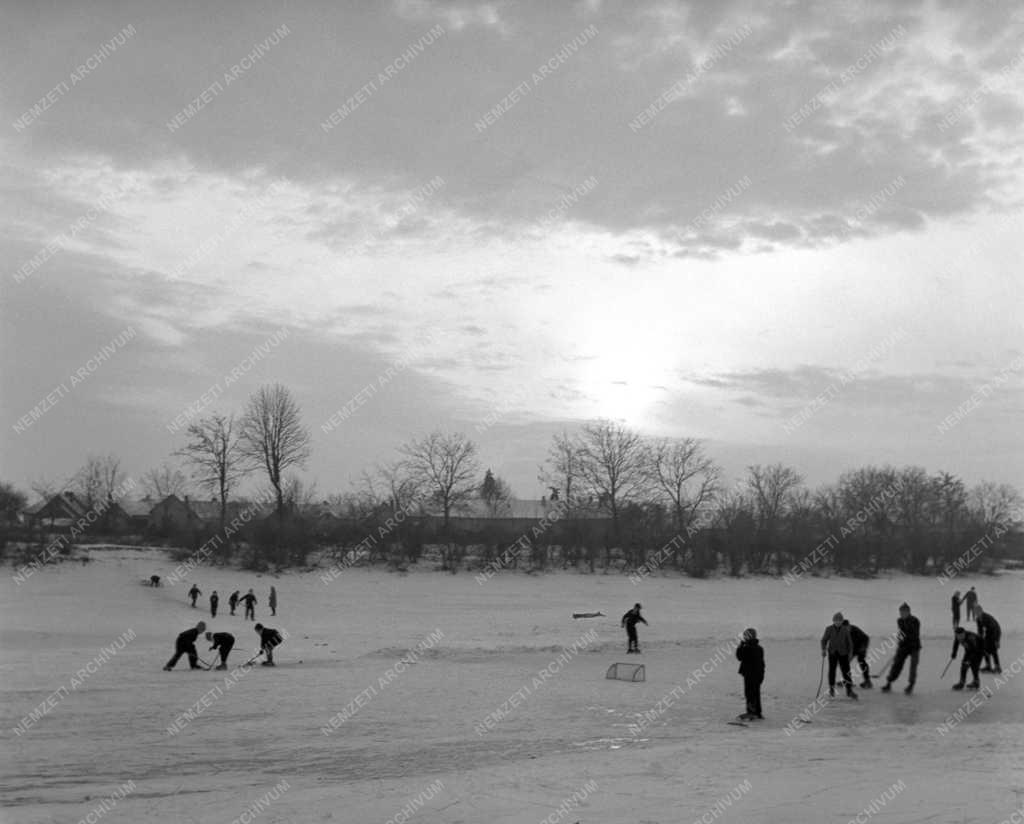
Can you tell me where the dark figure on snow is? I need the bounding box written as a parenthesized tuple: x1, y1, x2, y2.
(846, 620, 872, 688)
(881, 602, 920, 695)
(206, 631, 235, 670)
(963, 587, 977, 621)
(821, 612, 858, 699)
(736, 627, 765, 721)
(164, 621, 207, 670)
(621, 603, 647, 653)
(976, 607, 1001, 673)
(150, 574, 161, 587)
(951, 590, 962, 629)
(210, 590, 219, 618)
(242, 589, 257, 621)
(188, 584, 201, 607)
(254, 623, 283, 666)
(950, 627, 983, 690)
(229, 590, 240, 616)
(269, 586, 277, 617)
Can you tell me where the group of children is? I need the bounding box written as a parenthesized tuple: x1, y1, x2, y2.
(186, 585, 276, 620)
(619, 591, 1004, 723)
(164, 621, 284, 670)
(163, 583, 283, 671)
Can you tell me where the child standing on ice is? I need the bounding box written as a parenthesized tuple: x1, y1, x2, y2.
(188, 584, 201, 607)
(951, 590, 962, 629)
(820, 612, 858, 700)
(242, 589, 257, 621)
(736, 628, 764, 721)
(621, 603, 647, 653)
(229, 590, 240, 615)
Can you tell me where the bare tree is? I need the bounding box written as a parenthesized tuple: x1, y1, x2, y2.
(176, 413, 246, 533)
(969, 481, 1023, 529)
(400, 431, 480, 529)
(74, 454, 124, 508)
(0, 482, 28, 524)
(576, 419, 650, 544)
(238, 384, 312, 520)
(647, 437, 720, 533)
(746, 463, 804, 573)
(539, 430, 584, 510)
(142, 462, 189, 500)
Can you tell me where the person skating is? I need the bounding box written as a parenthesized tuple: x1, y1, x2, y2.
(254, 623, 283, 665)
(951, 590, 962, 630)
(950, 626, 983, 690)
(736, 628, 765, 720)
(206, 631, 235, 670)
(621, 603, 647, 653)
(164, 621, 207, 670)
(269, 586, 277, 617)
(975, 607, 1002, 673)
(188, 584, 201, 608)
(229, 590, 240, 616)
(846, 620, 872, 688)
(821, 612, 858, 699)
(242, 589, 257, 621)
(963, 587, 977, 621)
(210, 590, 219, 618)
(881, 602, 920, 694)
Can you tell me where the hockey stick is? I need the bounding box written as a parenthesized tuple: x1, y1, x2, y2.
(871, 656, 893, 679)
(815, 655, 826, 700)
(243, 649, 264, 666)
(196, 656, 213, 669)
(940, 658, 954, 679)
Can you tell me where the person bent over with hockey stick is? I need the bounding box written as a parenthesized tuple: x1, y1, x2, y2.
(621, 604, 647, 654)
(881, 603, 920, 695)
(164, 621, 206, 671)
(736, 628, 765, 721)
(254, 623, 283, 666)
(821, 612, 858, 699)
(976, 607, 1001, 674)
(950, 627, 983, 690)
(846, 620, 872, 688)
(206, 631, 235, 670)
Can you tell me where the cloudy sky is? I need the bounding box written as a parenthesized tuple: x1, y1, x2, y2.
(2, 0, 1022, 500)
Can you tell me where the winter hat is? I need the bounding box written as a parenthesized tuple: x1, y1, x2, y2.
(899, 602, 910, 611)
(743, 627, 757, 640)
(833, 611, 843, 622)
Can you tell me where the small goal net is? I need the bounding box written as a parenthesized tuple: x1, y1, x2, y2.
(606, 662, 645, 682)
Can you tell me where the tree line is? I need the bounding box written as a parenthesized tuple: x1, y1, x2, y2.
(2, 388, 1021, 576)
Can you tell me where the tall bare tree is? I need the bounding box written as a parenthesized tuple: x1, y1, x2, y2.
(239, 384, 312, 520)
(746, 463, 804, 573)
(576, 419, 650, 543)
(141, 462, 189, 500)
(539, 430, 584, 510)
(647, 437, 720, 533)
(176, 413, 245, 533)
(74, 454, 124, 508)
(400, 431, 480, 529)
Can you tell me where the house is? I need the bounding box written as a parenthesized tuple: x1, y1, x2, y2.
(148, 494, 249, 534)
(24, 491, 91, 528)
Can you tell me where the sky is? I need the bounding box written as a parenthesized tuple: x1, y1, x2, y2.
(1, 0, 1022, 501)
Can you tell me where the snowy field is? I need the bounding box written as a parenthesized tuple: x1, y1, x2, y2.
(1, 549, 1022, 824)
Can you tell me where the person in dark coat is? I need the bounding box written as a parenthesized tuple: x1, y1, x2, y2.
(950, 626, 983, 690)
(241, 589, 257, 621)
(736, 627, 765, 720)
(206, 631, 235, 670)
(881, 602, 920, 694)
(821, 612, 858, 699)
(210, 590, 219, 618)
(164, 621, 207, 670)
(269, 586, 277, 616)
(963, 587, 977, 621)
(951, 590, 962, 629)
(621, 603, 647, 653)
(150, 574, 161, 587)
(846, 620, 872, 688)
(188, 584, 201, 607)
(254, 623, 283, 666)
(976, 607, 1001, 673)
(228, 590, 240, 616)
